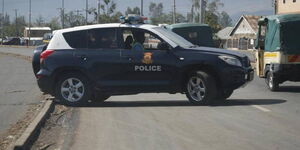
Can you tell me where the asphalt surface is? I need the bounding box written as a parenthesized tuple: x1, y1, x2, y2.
(0, 49, 41, 135)
(1, 47, 299, 150)
(62, 78, 300, 150)
(0, 46, 33, 57)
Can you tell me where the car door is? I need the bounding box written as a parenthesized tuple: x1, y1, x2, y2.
(68, 28, 122, 91)
(119, 28, 177, 92)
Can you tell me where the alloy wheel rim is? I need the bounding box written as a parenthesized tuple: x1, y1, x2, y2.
(269, 74, 273, 88)
(187, 76, 206, 101)
(61, 78, 85, 102)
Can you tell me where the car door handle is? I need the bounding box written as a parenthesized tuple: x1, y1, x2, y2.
(123, 56, 134, 62)
(76, 55, 88, 61)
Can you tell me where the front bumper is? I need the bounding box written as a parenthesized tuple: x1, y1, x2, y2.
(220, 66, 254, 90)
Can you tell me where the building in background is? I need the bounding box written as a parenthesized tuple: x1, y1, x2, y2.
(227, 15, 261, 50)
(275, 0, 300, 14)
(23, 27, 51, 46)
(217, 27, 233, 48)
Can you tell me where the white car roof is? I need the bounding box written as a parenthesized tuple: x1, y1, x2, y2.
(48, 23, 177, 50)
(55, 23, 158, 34)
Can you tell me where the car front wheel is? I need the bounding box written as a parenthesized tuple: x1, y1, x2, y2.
(55, 73, 91, 106)
(186, 71, 217, 105)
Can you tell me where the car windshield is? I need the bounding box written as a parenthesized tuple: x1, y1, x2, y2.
(152, 27, 195, 48)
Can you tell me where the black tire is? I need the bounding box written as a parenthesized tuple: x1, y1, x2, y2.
(92, 94, 110, 103)
(266, 71, 279, 91)
(55, 73, 92, 106)
(217, 89, 233, 101)
(186, 71, 217, 105)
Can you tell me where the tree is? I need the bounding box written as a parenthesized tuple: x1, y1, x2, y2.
(35, 15, 45, 26)
(63, 11, 86, 27)
(219, 11, 232, 28)
(97, 0, 122, 23)
(125, 7, 140, 15)
(46, 17, 61, 30)
(203, 0, 232, 33)
(149, 2, 163, 18)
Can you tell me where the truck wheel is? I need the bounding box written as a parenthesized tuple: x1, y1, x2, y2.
(266, 71, 279, 91)
(186, 71, 217, 105)
(217, 89, 233, 101)
(55, 73, 92, 106)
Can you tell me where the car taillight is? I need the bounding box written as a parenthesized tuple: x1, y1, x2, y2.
(40, 50, 54, 63)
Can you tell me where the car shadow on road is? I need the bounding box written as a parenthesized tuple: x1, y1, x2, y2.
(81, 99, 286, 108)
(276, 86, 300, 93)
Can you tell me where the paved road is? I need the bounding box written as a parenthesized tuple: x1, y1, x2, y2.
(57, 77, 300, 150)
(0, 46, 33, 57)
(0, 52, 41, 135)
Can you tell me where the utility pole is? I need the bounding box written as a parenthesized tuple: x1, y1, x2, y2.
(85, 0, 88, 25)
(97, 0, 100, 23)
(199, 0, 202, 23)
(199, 0, 206, 24)
(1, 0, 4, 45)
(28, 0, 31, 46)
(173, 0, 176, 23)
(14, 9, 18, 36)
(141, 0, 143, 16)
(62, 0, 65, 28)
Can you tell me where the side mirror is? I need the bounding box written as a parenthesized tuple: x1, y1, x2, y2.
(157, 42, 170, 51)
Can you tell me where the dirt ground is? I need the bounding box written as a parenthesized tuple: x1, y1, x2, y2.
(30, 103, 73, 150)
(0, 95, 48, 150)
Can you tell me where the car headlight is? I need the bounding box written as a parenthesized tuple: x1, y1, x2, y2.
(218, 55, 242, 67)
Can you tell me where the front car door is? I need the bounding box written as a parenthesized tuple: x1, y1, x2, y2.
(119, 27, 177, 93)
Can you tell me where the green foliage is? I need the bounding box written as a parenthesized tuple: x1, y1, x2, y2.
(63, 11, 86, 27)
(35, 15, 45, 27)
(219, 11, 232, 28)
(97, 0, 123, 23)
(125, 7, 140, 15)
(46, 17, 61, 30)
(1, 14, 26, 37)
(148, 2, 186, 25)
(202, 0, 232, 33)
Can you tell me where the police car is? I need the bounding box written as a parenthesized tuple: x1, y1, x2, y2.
(33, 15, 253, 106)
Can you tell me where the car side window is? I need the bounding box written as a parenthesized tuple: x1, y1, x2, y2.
(63, 28, 118, 49)
(63, 30, 88, 49)
(87, 28, 118, 49)
(121, 28, 170, 51)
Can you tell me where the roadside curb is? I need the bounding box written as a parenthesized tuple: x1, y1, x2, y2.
(10, 100, 54, 150)
(0, 45, 35, 49)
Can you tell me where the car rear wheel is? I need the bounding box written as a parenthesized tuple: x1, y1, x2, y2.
(266, 71, 279, 91)
(55, 73, 91, 106)
(186, 71, 217, 105)
(93, 94, 110, 103)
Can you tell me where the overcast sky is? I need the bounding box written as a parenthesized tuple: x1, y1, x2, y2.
(2, 0, 274, 23)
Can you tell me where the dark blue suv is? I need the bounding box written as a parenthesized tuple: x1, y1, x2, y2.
(32, 23, 253, 106)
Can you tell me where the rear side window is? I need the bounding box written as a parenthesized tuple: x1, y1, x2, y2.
(87, 28, 118, 49)
(63, 28, 118, 49)
(63, 30, 88, 49)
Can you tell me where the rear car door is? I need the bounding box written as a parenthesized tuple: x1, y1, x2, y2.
(64, 28, 122, 91)
(119, 28, 177, 92)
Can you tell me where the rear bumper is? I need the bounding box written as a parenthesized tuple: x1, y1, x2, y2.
(271, 64, 300, 82)
(36, 70, 55, 94)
